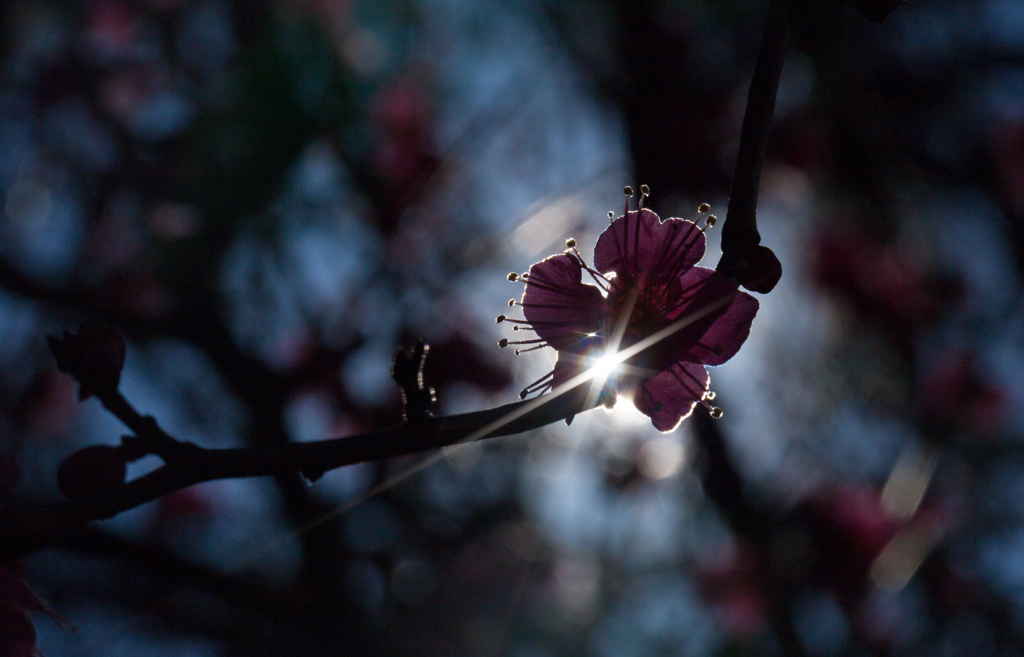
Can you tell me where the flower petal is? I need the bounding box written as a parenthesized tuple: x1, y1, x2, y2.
(663, 267, 759, 366)
(593, 209, 705, 285)
(694, 288, 758, 366)
(521, 254, 606, 351)
(633, 361, 709, 432)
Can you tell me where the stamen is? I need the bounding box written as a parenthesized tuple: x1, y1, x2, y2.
(678, 362, 709, 391)
(651, 350, 711, 409)
(696, 386, 723, 418)
(639, 184, 650, 210)
(633, 201, 642, 273)
(506, 316, 586, 331)
(523, 370, 553, 389)
(507, 338, 545, 345)
(514, 344, 547, 355)
(622, 187, 633, 269)
(521, 276, 582, 297)
(496, 315, 506, 323)
(665, 274, 735, 315)
(565, 238, 576, 248)
(693, 203, 714, 235)
(509, 299, 516, 307)
(520, 370, 556, 399)
(568, 245, 611, 291)
(519, 301, 606, 311)
(607, 211, 614, 222)
(647, 220, 702, 289)
(507, 273, 519, 282)
(498, 339, 509, 348)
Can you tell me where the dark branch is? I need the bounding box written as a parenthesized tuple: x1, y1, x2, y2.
(722, 0, 796, 253)
(1, 384, 590, 563)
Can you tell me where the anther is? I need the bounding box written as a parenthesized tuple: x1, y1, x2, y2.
(607, 211, 614, 221)
(705, 215, 717, 228)
(698, 203, 711, 214)
(508, 299, 516, 307)
(520, 389, 529, 400)
(498, 339, 509, 348)
(507, 273, 519, 282)
(512, 325, 520, 331)
(513, 349, 521, 355)
(496, 315, 506, 323)
(623, 186, 633, 197)
(565, 238, 577, 248)
(710, 407, 724, 419)
(639, 184, 650, 209)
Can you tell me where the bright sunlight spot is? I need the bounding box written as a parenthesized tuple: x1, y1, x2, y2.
(588, 352, 621, 380)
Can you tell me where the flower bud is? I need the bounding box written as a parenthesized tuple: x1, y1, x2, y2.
(47, 322, 127, 400)
(717, 245, 783, 294)
(57, 445, 127, 499)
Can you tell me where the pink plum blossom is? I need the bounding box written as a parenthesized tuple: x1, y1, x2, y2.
(499, 194, 759, 431)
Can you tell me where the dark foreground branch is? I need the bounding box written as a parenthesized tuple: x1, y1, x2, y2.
(0, 386, 589, 563)
(722, 0, 795, 252)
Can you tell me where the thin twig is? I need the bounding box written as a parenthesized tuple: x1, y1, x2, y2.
(97, 391, 200, 462)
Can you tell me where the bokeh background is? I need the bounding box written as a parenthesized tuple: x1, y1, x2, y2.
(2, 0, 1024, 655)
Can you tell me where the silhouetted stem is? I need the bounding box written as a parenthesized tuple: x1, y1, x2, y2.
(722, 0, 795, 252)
